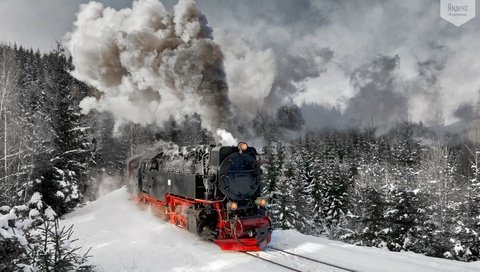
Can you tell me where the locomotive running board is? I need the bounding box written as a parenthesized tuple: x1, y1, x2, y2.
(132, 193, 273, 251)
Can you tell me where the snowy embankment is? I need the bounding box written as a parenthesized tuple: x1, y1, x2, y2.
(62, 188, 480, 272)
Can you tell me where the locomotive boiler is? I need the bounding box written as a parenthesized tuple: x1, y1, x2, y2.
(126, 142, 272, 251)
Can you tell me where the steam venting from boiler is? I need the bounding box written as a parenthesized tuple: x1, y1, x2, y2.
(215, 129, 238, 146)
(66, 0, 232, 137)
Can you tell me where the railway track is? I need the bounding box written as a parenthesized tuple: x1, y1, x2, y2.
(242, 245, 359, 272)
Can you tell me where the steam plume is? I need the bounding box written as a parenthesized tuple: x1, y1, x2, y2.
(216, 129, 238, 146)
(66, 0, 231, 132)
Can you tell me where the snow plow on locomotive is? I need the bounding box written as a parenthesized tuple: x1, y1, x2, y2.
(126, 142, 272, 251)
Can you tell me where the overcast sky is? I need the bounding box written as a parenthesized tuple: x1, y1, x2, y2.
(1, 0, 480, 131)
(0, 0, 132, 50)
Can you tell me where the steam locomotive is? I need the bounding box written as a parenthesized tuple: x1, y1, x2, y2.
(126, 142, 272, 251)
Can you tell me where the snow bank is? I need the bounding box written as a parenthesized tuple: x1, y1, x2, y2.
(62, 188, 480, 272)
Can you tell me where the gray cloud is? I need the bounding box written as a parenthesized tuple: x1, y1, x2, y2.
(454, 103, 476, 121)
(1, 0, 480, 135)
(0, 0, 133, 51)
(66, 0, 234, 134)
(193, 0, 480, 131)
(0, 0, 77, 50)
(346, 55, 406, 128)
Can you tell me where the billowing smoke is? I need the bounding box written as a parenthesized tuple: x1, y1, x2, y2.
(215, 30, 276, 119)
(454, 103, 476, 121)
(189, 0, 480, 133)
(216, 129, 238, 146)
(66, 0, 232, 133)
(344, 55, 408, 131)
(66, 0, 480, 142)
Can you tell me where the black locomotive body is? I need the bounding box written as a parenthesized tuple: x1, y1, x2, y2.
(127, 142, 272, 251)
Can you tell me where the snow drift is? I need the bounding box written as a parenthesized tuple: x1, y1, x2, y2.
(62, 188, 480, 272)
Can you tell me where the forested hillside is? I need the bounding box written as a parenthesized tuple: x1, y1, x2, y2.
(0, 43, 213, 209)
(263, 124, 480, 261)
(0, 43, 97, 270)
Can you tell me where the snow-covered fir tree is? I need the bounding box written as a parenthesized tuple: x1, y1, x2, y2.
(291, 137, 315, 233)
(270, 142, 297, 230)
(0, 44, 95, 270)
(30, 45, 92, 215)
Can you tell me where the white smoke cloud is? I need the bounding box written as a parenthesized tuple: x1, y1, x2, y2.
(2, 0, 480, 135)
(64, 0, 480, 137)
(293, 62, 356, 112)
(216, 129, 238, 146)
(216, 30, 276, 114)
(200, 0, 480, 129)
(66, 0, 231, 132)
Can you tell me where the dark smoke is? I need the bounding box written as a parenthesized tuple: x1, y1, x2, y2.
(65, 0, 480, 140)
(67, 0, 233, 135)
(344, 55, 407, 130)
(454, 103, 476, 121)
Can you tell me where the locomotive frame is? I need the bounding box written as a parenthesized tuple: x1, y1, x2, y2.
(126, 142, 272, 251)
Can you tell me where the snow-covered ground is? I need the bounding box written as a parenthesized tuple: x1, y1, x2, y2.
(62, 188, 480, 272)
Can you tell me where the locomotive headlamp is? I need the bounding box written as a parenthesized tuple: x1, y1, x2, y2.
(255, 197, 267, 207)
(227, 201, 238, 211)
(238, 142, 248, 152)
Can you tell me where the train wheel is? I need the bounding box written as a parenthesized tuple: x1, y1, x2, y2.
(136, 196, 148, 211)
(159, 206, 169, 221)
(149, 201, 169, 221)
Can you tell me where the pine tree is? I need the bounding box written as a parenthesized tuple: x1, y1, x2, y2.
(1, 198, 92, 271)
(324, 161, 350, 231)
(312, 135, 336, 234)
(291, 137, 315, 233)
(265, 141, 285, 200)
(391, 121, 421, 187)
(339, 131, 389, 246)
(418, 137, 464, 258)
(29, 219, 93, 272)
(359, 186, 386, 247)
(0, 45, 20, 204)
(84, 112, 129, 200)
(261, 142, 277, 198)
(380, 121, 423, 251)
(466, 153, 480, 260)
(269, 142, 296, 230)
(447, 143, 480, 261)
(315, 134, 352, 234)
(383, 188, 426, 251)
(32, 44, 92, 215)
